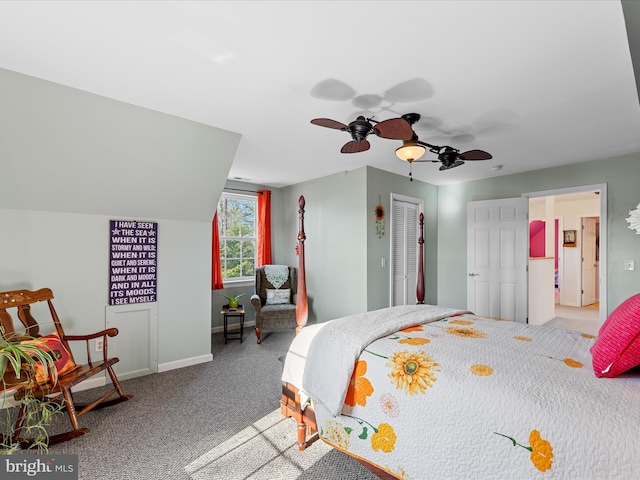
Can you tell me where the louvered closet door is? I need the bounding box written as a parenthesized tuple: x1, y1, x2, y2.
(391, 199, 419, 306)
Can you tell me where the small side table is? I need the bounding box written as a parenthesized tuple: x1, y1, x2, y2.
(221, 304, 245, 344)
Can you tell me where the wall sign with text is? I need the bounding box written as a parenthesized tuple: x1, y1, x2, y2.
(109, 220, 157, 305)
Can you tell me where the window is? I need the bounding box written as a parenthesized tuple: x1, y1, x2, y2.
(217, 192, 256, 281)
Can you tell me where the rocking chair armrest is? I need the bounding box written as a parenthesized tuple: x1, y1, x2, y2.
(64, 329, 119, 364)
(64, 328, 119, 342)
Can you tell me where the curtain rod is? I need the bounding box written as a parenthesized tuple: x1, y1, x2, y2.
(224, 188, 264, 194)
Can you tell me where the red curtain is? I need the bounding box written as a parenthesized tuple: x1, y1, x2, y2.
(257, 189, 272, 266)
(211, 212, 224, 290)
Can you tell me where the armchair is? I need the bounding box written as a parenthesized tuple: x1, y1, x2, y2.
(251, 265, 298, 344)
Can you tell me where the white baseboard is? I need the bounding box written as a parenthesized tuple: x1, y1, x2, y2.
(72, 376, 107, 392)
(1, 396, 21, 409)
(157, 353, 213, 373)
(2, 354, 214, 410)
(211, 320, 255, 334)
(64, 354, 214, 385)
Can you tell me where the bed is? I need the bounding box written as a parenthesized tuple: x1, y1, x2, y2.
(281, 196, 640, 479)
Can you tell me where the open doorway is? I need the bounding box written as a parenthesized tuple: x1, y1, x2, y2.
(526, 185, 606, 336)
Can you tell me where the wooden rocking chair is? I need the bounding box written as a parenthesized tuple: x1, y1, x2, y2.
(0, 288, 132, 445)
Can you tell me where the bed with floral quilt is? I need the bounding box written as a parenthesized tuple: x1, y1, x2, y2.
(280, 303, 640, 479)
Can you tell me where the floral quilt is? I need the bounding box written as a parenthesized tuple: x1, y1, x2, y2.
(289, 309, 640, 479)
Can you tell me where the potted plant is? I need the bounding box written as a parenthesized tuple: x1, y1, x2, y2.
(219, 292, 244, 309)
(1, 330, 62, 454)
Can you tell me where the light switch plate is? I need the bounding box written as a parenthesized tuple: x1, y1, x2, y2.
(624, 259, 635, 271)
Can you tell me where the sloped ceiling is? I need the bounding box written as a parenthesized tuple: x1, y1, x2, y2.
(622, 0, 640, 106)
(1, 1, 640, 187)
(0, 68, 240, 221)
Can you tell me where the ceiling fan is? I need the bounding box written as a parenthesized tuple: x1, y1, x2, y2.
(311, 115, 413, 153)
(396, 113, 493, 181)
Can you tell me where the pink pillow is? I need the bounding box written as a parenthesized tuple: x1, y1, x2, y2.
(591, 293, 640, 377)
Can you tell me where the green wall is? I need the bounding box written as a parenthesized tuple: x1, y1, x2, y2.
(272, 166, 437, 324)
(0, 68, 238, 222)
(365, 167, 438, 310)
(1, 68, 240, 372)
(279, 169, 368, 323)
(437, 153, 640, 314)
(272, 153, 640, 327)
(217, 148, 640, 334)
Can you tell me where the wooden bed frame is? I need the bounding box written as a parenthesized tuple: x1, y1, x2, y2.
(280, 199, 424, 478)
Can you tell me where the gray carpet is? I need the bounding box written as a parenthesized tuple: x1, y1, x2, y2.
(12, 329, 377, 480)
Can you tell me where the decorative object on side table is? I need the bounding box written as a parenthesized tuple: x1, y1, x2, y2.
(219, 291, 244, 309)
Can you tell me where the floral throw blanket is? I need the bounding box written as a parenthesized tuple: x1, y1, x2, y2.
(301, 305, 468, 416)
(289, 308, 640, 479)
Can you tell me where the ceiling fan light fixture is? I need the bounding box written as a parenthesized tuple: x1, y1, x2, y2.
(395, 141, 426, 162)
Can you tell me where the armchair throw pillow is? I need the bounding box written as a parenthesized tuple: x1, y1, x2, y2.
(266, 288, 291, 305)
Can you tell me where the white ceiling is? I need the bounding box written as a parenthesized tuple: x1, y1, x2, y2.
(2, 1, 640, 187)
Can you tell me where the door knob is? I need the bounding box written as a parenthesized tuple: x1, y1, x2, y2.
(468, 273, 479, 277)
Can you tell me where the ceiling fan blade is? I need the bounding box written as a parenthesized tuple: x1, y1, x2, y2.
(373, 118, 413, 140)
(311, 118, 348, 130)
(459, 149, 492, 161)
(439, 160, 465, 171)
(341, 139, 370, 154)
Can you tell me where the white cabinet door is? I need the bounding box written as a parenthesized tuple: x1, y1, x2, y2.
(106, 303, 158, 380)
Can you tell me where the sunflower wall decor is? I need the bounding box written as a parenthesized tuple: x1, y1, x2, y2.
(627, 203, 640, 234)
(375, 197, 385, 238)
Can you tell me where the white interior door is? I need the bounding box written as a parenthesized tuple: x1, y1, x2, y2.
(581, 217, 599, 306)
(467, 197, 528, 322)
